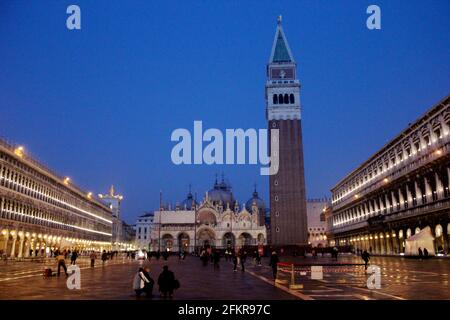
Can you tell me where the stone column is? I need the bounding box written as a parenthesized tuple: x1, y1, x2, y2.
(374, 198, 380, 214)
(10, 232, 17, 258)
(406, 184, 412, 207)
(398, 188, 405, 210)
(435, 172, 444, 199)
(424, 176, 432, 203)
(447, 167, 450, 191)
(17, 233, 25, 258)
(385, 193, 391, 213)
(415, 180, 422, 205)
(24, 239, 30, 258)
(2, 230, 8, 253)
(439, 115, 449, 136)
(391, 191, 397, 210)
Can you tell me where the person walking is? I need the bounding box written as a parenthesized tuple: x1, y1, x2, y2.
(361, 250, 370, 270)
(269, 251, 279, 279)
(423, 248, 429, 259)
(255, 251, 262, 266)
(101, 250, 108, 265)
(90, 251, 97, 268)
(332, 247, 339, 261)
(240, 250, 247, 272)
(142, 267, 155, 297)
(70, 250, 78, 265)
(232, 252, 238, 272)
(418, 247, 423, 260)
(56, 253, 68, 277)
(158, 265, 178, 299)
(133, 268, 151, 297)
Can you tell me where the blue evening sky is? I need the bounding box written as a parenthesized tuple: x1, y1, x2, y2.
(1, 1, 449, 223)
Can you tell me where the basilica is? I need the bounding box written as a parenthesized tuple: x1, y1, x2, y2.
(148, 176, 267, 252)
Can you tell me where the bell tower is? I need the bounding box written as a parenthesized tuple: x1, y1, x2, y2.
(266, 16, 308, 245)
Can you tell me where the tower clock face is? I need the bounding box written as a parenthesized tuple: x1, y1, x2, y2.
(270, 67, 294, 80)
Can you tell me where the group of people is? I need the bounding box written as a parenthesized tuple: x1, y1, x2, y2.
(199, 249, 221, 269)
(133, 265, 179, 299)
(54, 249, 111, 277)
(418, 247, 430, 260)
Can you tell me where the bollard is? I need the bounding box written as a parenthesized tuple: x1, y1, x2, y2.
(289, 263, 303, 290)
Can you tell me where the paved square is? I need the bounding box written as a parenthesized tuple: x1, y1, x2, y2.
(0, 255, 448, 300)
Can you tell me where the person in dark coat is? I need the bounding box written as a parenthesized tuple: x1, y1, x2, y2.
(269, 251, 279, 279)
(158, 265, 176, 298)
(142, 267, 154, 297)
(361, 250, 370, 270)
(70, 250, 78, 265)
(418, 247, 423, 260)
(423, 248, 429, 259)
(232, 252, 238, 272)
(101, 250, 108, 265)
(240, 250, 247, 272)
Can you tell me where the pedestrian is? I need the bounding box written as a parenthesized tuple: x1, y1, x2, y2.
(269, 251, 279, 279)
(101, 250, 108, 265)
(133, 268, 151, 297)
(142, 267, 155, 297)
(240, 250, 247, 272)
(56, 253, 68, 277)
(361, 250, 370, 270)
(255, 251, 262, 266)
(423, 248, 429, 259)
(90, 251, 97, 267)
(232, 252, 238, 272)
(332, 247, 339, 261)
(70, 250, 78, 265)
(201, 250, 208, 266)
(157, 265, 178, 299)
(418, 247, 423, 260)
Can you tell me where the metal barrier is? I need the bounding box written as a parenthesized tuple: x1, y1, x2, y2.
(276, 262, 366, 289)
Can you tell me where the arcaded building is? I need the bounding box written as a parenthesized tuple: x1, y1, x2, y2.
(329, 95, 450, 255)
(0, 139, 113, 258)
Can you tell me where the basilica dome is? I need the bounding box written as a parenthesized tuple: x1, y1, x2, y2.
(180, 190, 197, 210)
(207, 176, 235, 209)
(245, 188, 266, 213)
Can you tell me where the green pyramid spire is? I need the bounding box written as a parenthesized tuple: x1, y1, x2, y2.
(269, 15, 295, 63)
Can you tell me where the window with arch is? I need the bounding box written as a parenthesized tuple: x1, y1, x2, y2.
(278, 94, 284, 104)
(284, 94, 289, 104)
(289, 94, 295, 104)
(273, 94, 278, 104)
(435, 224, 443, 237)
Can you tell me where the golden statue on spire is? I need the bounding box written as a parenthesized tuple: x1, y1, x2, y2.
(109, 185, 115, 196)
(277, 15, 282, 25)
